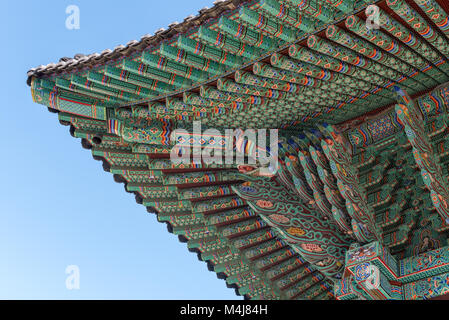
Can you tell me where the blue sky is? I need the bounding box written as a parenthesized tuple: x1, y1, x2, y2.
(0, 0, 239, 300)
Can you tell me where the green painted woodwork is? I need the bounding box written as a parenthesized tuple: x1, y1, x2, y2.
(29, 0, 449, 300)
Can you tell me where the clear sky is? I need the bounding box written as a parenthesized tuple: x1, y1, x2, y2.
(0, 0, 239, 300)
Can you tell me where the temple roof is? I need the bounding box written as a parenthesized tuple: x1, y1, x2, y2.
(26, 0, 246, 85)
(27, 0, 449, 299)
(27, 0, 449, 128)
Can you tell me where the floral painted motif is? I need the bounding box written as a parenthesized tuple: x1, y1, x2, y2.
(286, 227, 306, 237)
(269, 214, 290, 224)
(300, 243, 324, 253)
(256, 200, 274, 208)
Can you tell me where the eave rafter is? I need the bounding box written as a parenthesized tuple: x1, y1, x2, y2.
(30, 0, 449, 129)
(28, 0, 449, 300)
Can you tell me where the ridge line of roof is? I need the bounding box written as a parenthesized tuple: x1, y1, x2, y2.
(26, 0, 248, 86)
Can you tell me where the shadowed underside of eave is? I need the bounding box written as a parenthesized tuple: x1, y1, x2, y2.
(27, 0, 449, 299)
(55, 114, 336, 300)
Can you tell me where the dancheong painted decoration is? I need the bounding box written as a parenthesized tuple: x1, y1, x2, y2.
(28, 0, 449, 300)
